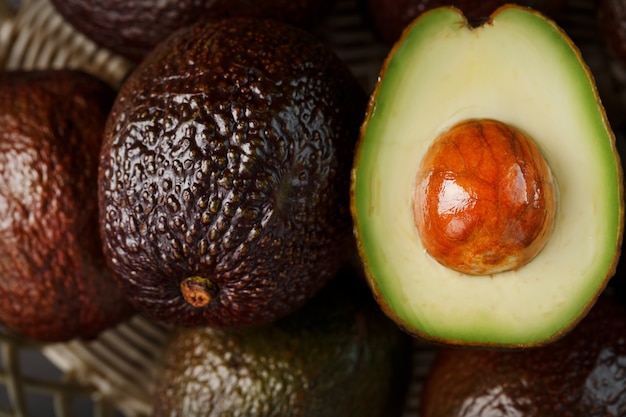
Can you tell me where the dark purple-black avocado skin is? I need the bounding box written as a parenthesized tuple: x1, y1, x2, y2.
(98, 17, 367, 329)
(421, 294, 626, 417)
(49, 0, 338, 62)
(365, 0, 568, 44)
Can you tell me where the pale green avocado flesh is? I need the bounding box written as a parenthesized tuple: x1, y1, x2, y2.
(351, 5, 624, 347)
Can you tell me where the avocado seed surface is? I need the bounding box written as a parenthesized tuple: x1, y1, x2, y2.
(413, 119, 556, 275)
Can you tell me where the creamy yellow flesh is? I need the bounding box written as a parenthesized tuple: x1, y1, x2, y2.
(352, 6, 623, 346)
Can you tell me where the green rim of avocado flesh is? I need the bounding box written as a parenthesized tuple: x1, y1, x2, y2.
(351, 5, 624, 347)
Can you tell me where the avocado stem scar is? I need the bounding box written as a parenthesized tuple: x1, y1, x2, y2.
(180, 276, 218, 308)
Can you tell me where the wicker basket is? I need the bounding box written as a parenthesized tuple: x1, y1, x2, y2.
(0, 0, 622, 416)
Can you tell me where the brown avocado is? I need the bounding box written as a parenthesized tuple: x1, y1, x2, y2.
(0, 69, 133, 342)
(420, 294, 626, 416)
(365, 0, 569, 44)
(98, 17, 367, 329)
(49, 0, 338, 62)
(152, 268, 413, 417)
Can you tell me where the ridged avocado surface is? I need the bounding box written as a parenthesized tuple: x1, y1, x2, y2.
(98, 17, 367, 329)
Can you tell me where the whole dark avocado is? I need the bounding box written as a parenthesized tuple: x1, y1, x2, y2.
(0, 70, 134, 342)
(98, 18, 367, 329)
(420, 294, 626, 416)
(366, 0, 568, 44)
(152, 269, 413, 417)
(49, 0, 338, 62)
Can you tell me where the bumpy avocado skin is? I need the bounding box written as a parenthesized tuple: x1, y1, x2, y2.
(49, 0, 337, 62)
(420, 295, 626, 417)
(98, 18, 367, 329)
(152, 272, 412, 417)
(0, 70, 134, 342)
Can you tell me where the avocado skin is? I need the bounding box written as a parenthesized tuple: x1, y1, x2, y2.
(420, 295, 626, 417)
(366, 0, 568, 44)
(0, 70, 134, 342)
(599, 0, 626, 71)
(152, 270, 413, 417)
(98, 18, 367, 329)
(49, 0, 337, 62)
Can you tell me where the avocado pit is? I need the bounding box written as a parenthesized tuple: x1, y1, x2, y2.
(413, 118, 557, 275)
(180, 276, 218, 308)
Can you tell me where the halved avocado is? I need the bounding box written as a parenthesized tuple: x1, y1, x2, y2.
(351, 5, 624, 347)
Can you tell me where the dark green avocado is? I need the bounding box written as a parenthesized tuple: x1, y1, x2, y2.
(98, 17, 367, 329)
(152, 269, 412, 417)
(0, 69, 134, 342)
(49, 0, 338, 62)
(420, 293, 626, 416)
